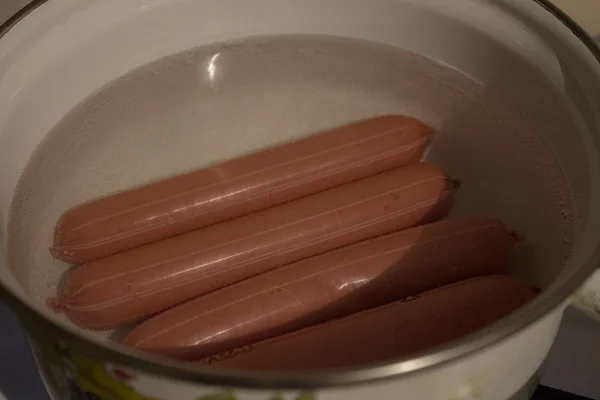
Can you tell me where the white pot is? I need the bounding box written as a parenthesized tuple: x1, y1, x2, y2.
(0, 1, 600, 399)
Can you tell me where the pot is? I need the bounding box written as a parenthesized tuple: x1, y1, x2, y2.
(1, 0, 600, 399)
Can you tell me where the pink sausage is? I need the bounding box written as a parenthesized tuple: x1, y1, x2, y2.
(51, 115, 432, 263)
(123, 215, 515, 360)
(199, 275, 538, 371)
(50, 163, 455, 330)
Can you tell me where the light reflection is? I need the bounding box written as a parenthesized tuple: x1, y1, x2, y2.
(338, 277, 368, 291)
(9, 85, 25, 101)
(142, 179, 276, 223)
(192, 307, 282, 346)
(207, 52, 221, 81)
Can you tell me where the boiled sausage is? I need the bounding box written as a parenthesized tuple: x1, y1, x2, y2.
(123, 215, 515, 360)
(50, 163, 455, 329)
(199, 275, 538, 371)
(51, 115, 432, 263)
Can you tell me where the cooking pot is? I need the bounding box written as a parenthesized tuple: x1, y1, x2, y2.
(1, 0, 600, 399)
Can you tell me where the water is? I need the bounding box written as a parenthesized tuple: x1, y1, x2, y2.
(6, 34, 573, 341)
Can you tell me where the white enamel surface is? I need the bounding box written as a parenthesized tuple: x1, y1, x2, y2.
(0, 0, 585, 233)
(30, 309, 563, 400)
(1, 0, 596, 300)
(571, 272, 600, 323)
(0, 1, 599, 400)
(128, 311, 565, 400)
(552, 0, 600, 35)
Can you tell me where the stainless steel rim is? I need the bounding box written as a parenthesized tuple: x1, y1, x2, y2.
(0, 0, 599, 390)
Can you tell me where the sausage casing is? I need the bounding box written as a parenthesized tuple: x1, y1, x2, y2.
(52, 115, 432, 263)
(51, 163, 455, 329)
(123, 215, 515, 360)
(199, 275, 538, 371)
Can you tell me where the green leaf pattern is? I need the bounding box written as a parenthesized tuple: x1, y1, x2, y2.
(295, 392, 316, 400)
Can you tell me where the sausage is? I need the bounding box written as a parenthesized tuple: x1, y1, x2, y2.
(49, 163, 455, 330)
(51, 115, 432, 263)
(198, 275, 538, 371)
(123, 215, 515, 360)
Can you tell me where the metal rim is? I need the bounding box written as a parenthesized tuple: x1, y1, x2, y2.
(0, 0, 599, 390)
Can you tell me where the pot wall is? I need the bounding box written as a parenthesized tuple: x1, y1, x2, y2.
(0, 1, 600, 400)
(18, 305, 564, 400)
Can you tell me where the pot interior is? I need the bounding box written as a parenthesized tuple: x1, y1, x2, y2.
(0, 0, 598, 370)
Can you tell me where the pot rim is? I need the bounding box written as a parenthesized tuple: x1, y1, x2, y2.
(0, 0, 599, 390)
